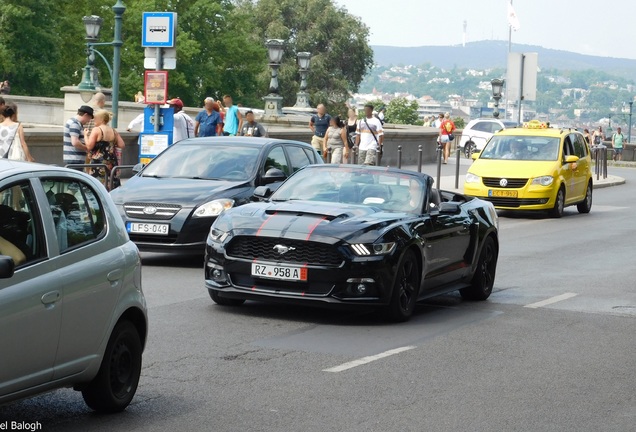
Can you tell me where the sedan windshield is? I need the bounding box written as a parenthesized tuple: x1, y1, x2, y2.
(480, 136, 560, 161)
(272, 167, 428, 214)
(142, 144, 260, 180)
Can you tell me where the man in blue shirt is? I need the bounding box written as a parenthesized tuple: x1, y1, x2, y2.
(195, 97, 222, 137)
(309, 104, 331, 156)
(222, 95, 243, 136)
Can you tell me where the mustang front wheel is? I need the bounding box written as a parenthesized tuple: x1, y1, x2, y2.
(385, 250, 420, 322)
(460, 236, 497, 301)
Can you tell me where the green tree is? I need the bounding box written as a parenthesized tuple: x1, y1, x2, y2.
(242, 0, 374, 109)
(385, 97, 419, 125)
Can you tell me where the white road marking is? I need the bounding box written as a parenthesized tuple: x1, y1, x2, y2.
(323, 346, 416, 373)
(524, 292, 578, 309)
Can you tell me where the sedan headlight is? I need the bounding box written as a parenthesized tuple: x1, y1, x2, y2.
(465, 172, 481, 184)
(531, 176, 554, 186)
(193, 199, 234, 218)
(350, 242, 396, 256)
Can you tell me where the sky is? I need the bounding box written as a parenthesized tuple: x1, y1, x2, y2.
(333, 0, 636, 60)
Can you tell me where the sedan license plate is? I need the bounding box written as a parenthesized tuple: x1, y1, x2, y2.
(251, 263, 308, 282)
(126, 222, 169, 235)
(488, 189, 518, 198)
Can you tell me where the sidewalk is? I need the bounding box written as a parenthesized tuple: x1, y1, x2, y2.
(401, 163, 626, 194)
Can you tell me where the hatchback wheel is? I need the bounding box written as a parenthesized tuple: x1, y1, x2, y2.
(81, 321, 142, 413)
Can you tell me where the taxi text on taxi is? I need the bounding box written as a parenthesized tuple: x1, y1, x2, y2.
(463, 120, 593, 217)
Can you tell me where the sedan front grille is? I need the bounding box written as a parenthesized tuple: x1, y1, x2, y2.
(482, 177, 528, 188)
(227, 236, 343, 267)
(124, 202, 182, 220)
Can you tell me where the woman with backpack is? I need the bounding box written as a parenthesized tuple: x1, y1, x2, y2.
(592, 126, 603, 147)
(439, 112, 456, 164)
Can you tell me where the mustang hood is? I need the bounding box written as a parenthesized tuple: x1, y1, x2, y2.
(217, 200, 412, 244)
(110, 176, 250, 206)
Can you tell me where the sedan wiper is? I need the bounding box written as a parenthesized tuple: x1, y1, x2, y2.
(142, 174, 163, 178)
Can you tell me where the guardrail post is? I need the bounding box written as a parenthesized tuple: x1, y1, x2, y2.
(455, 146, 461, 190)
(326, 147, 332, 164)
(436, 143, 442, 190)
(376, 146, 383, 166)
(417, 145, 423, 173)
(397, 145, 402, 169)
(352, 146, 358, 164)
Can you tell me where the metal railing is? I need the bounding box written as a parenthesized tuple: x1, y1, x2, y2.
(108, 165, 136, 190)
(591, 146, 614, 180)
(65, 163, 136, 190)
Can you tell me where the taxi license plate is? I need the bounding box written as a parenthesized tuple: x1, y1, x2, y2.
(127, 222, 169, 235)
(251, 263, 308, 282)
(488, 189, 518, 198)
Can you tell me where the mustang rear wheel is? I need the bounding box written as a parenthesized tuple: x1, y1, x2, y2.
(209, 289, 246, 306)
(385, 250, 420, 322)
(460, 236, 497, 301)
(81, 321, 142, 413)
(577, 182, 592, 214)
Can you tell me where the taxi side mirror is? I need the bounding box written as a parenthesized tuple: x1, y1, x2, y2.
(564, 155, 579, 164)
(471, 152, 479, 161)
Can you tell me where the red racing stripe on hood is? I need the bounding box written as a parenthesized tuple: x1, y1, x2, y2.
(305, 216, 327, 241)
(256, 212, 277, 236)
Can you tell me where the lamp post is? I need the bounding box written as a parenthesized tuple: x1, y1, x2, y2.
(490, 78, 504, 119)
(293, 52, 311, 108)
(263, 39, 285, 118)
(628, 101, 633, 144)
(76, 1, 126, 128)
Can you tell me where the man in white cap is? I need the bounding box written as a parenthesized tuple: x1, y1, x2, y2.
(168, 97, 195, 143)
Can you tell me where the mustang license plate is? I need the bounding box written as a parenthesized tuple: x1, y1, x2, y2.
(251, 263, 308, 282)
(126, 222, 169, 235)
(488, 189, 518, 198)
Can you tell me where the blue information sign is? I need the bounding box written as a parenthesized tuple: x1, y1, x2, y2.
(142, 12, 176, 47)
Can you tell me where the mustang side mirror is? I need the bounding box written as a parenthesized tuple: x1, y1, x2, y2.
(0, 255, 15, 279)
(132, 162, 145, 174)
(438, 202, 461, 215)
(253, 186, 273, 200)
(262, 168, 287, 185)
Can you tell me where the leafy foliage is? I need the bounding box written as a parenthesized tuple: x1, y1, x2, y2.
(384, 97, 419, 125)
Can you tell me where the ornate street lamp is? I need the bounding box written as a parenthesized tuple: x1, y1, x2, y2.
(491, 78, 505, 119)
(76, 2, 125, 127)
(293, 52, 312, 108)
(263, 39, 285, 118)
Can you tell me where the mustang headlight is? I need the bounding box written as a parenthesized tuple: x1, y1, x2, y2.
(193, 199, 234, 218)
(531, 176, 554, 186)
(208, 228, 229, 243)
(350, 242, 396, 256)
(465, 172, 481, 184)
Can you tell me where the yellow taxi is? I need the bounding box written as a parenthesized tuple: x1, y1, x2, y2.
(464, 120, 593, 217)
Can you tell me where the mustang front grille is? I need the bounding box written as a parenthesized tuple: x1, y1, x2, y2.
(227, 236, 343, 267)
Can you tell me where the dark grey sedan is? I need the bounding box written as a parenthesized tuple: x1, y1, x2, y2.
(110, 137, 322, 253)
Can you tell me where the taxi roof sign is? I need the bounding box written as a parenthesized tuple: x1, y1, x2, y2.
(523, 120, 548, 129)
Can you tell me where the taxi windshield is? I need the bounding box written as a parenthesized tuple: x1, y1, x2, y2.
(480, 136, 560, 161)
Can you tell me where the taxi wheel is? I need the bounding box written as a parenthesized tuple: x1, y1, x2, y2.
(549, 186, 565, 218)
(209, 289, 246, 306)
(577, 182, 592, 214)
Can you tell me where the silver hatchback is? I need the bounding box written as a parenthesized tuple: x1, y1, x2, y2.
(0, 161, 147, 413)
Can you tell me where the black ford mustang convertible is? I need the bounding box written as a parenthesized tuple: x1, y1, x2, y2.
(205, 165, 499, 321)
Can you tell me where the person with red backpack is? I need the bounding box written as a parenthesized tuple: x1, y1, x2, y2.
(439, 112, 456, 164)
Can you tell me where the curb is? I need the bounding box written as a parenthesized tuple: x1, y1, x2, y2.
(593, 177, 626, 189)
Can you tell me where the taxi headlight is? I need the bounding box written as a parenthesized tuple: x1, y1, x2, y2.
(531, 176, 554, 186)
(465, 172, 481, 184)
(193, 199, 234, 218)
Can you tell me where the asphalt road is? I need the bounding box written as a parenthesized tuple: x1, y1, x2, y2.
(2, 166, 635, 432)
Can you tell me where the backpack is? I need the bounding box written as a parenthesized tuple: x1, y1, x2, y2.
(593, 135, 601, 145)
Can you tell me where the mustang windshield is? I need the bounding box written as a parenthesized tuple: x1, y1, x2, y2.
(272, 167, 428, 214)
(142, 144, 260, 181)
(480, 136, 560, 161)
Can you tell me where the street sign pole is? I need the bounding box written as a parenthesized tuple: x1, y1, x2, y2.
(154, 48, 163, 133)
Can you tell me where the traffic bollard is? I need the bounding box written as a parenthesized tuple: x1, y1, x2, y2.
(397, 145, 402, 169)
(455, 147, 461, 190)
(417, 145, 423, 173)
